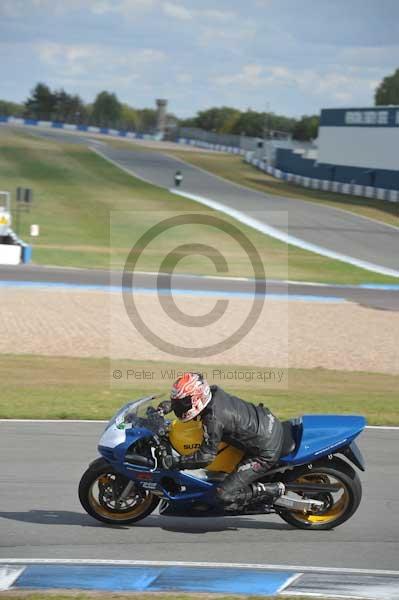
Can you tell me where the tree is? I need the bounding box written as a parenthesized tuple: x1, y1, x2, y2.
(91, 91, 122, 128)
(120, 103, 139, 130)
(0, 99, 24, 117)
(53, 89, 87, 123)
(375, 69, 399, 105)
(179, 116, 197, 128)
(193, 106, 240, 133)
(25, 83, 56, 120)
(136, 108, 158, 132)
(292, 115, 319, 141)
(230, 110, 265, 137)
(180, 106, 297, 138)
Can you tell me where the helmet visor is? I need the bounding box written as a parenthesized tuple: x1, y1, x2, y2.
(172, 395, 193, 419)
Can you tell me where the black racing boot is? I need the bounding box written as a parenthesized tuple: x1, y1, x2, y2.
(250, 481, 285, 503)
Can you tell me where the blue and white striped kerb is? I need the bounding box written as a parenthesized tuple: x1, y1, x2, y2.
(0, 563, 295, 595)
(2, 561, 399, 598)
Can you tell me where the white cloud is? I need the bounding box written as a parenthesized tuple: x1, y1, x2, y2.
(199, 23, 257, 47)
(197, 8, 236, 21)
(213, 64, 264, 87)
(0, 0, 29, 17)
(1, 0, 396, 115)
(162, 1, 192, 20)
(110, 0, 156, 17)
(338, 45, 399, 69)
(89, 1, 114, 15)
(0, 0, 156, 18)
(176, 73, 193, 84)
(212, 63, 380, 106)
(161, 2, 236, 22)
(36, 42, 166, 84)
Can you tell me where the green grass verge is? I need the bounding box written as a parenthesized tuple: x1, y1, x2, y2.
(1, 354, 398, 424)
(0, 128, 397, 285)
(166, 149, 399, 228)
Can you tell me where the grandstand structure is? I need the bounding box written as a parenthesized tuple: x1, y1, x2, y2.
(275, 106, 399, 191)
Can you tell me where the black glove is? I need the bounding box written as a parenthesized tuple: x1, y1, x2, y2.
(162, 454, 180, 470)
(157, 400, 172, 416)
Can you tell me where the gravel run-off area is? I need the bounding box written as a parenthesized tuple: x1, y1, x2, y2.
(1, 287, 398, 375)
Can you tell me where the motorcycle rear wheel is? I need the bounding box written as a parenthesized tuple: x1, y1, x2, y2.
(278, 458, 362, 530)
(79, 458, 159, 525)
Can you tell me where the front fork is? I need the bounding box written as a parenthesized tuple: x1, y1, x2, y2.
(118, 480, 135, 502)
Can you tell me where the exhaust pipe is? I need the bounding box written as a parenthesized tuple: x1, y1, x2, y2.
(275, 494, 324, 512)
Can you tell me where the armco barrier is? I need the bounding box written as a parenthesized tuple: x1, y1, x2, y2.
(0, 115, 160, 142)
(244, 154, 399, 203)
(178, 137, 246, 155)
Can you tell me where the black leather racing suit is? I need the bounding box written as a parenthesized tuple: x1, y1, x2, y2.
(173, 386, 284, 506)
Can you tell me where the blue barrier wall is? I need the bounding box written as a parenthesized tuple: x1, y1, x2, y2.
(0, 115, 144, 140)
(275, 148, 399, 190)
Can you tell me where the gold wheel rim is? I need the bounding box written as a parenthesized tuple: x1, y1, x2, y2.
(289, 473, 350, 525)
(88, 474, 153, 521)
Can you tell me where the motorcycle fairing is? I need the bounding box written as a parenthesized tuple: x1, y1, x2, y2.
(281, 415, 367, 466)
(99, 425, 218, 502)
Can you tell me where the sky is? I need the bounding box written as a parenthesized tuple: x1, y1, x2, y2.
(1, 0, 399, 118)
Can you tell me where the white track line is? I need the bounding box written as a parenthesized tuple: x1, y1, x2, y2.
(0, 559, 399, 577)
(166, 150, 399, 234)
(91, 146, 399, 279)
(171, 189, 399, 279)
(0, 566, 25, 591)
(277, 572, 304, 593)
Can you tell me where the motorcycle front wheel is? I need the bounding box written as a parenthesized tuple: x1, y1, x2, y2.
(79, 458, 159, 525)
(278, 458, 362, 530)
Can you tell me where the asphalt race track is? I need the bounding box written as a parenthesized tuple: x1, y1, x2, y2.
(1, 264, 399, 311)
(12, 125, 399, 276)
(0, 422, 398, 570)
(97, 145, 399, 275)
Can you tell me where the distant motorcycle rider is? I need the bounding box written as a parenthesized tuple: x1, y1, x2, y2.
(174, 170, 183, 187)
(158, 372, 285, 509)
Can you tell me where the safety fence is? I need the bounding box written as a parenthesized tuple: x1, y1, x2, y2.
(245, 154, 399, 203)
(0, 115, 159, 141)
(178, 137, 247, 155)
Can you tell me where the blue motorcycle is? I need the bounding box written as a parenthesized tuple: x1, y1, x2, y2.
(79, 394, 366, 530)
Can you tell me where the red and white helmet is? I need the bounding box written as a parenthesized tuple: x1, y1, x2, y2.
(170, 372, 212, 421)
